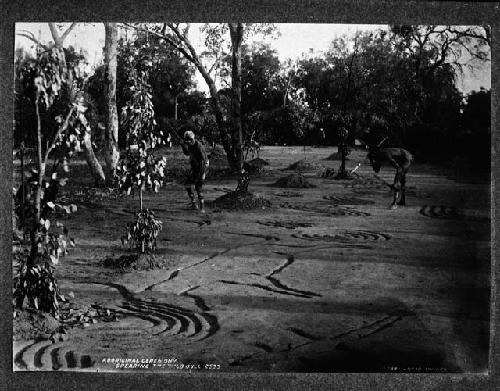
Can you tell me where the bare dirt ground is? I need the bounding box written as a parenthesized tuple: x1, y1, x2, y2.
(12, 146, 491, 373)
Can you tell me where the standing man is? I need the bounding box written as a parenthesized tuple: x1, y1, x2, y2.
(180, 130, 209, 213)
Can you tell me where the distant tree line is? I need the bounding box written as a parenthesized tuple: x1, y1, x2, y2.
(14, 24, 490, 168)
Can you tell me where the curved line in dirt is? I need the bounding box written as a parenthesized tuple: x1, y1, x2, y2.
(295, 230, 391, 243)
(183, 247, 234, 270)
(178, 286, 220, 340)
(180, 286, 210, 311)
(198, 312, 220, 340)
(118, 303, 179, 334)
(65, 350, 78, 368)
(94, 281, 218, 340)
(266, 276, 321, 298)
(283, 314, 408, 355)
(145, 240, 265, 292)
(14, 342, 34, 369)
(163, 216, 211, 226)
(14, 338, 95, 371)
(224, 232, 281, 241)
(358, 316, 403, 339)
(95, 281, 135, 299)
(330, 314, 406, 341)
(80, 354, 94, 368)
(265, 255, 322, 298)
(141, 300, 204, 333)
(50, 348, 62, 370)
(269, 255, 295, 277)
(256, 221, 314, 230)
(254, 342, 274, 352)
(218, 279, 316, 299)
(420, 205, 459, 219)
(290, 234, 373, 249)
(270, 243, 317, 249)
(34, 342, 51, 368)
(145, 301, 217, 339)
(289, 327, 323, 341)
(144, 270, 180, 291)
(122, 299, 198, 335)
(117, 302, 197, 337)
(51, 347, 62, 370)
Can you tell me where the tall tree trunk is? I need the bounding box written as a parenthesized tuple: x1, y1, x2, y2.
(192, 57, 236, 168)
(48, 23, 106, 184)
(229, 23, 244, 175)
(131, 23, 239, 170)
(160, 24, 238, 170)
(104, 23, 119, 184)
(339, 39, 357, 158)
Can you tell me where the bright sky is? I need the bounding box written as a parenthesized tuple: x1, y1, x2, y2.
(15, 23, 490, 94)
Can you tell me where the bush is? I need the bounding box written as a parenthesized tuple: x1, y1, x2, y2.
(122, 209, 163, 253)
(14, 258, 65, 318)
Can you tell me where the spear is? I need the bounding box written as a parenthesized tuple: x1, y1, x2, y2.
(350, 162, 362, 174)
(377, 137, 388, 148)
(348, 137, 388, 175)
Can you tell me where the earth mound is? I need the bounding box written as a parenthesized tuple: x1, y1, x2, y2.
(272, 173, 316, 188)
(324, 152, 350, 161)
(103, 253, 168, 271)
(321, 168, 336, 178)
(285, 159, 323, 171)
(244, 158, 270, 173)
(212, 191, 271, 210)
(247, 157, 269, 166)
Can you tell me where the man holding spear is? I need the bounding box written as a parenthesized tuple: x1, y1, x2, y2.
(348, 137, 413, 209)
(367, 142, 413, 209)
(175, 130, 210, 213)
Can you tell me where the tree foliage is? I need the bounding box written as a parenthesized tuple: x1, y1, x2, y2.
(287, 27, 489, 163)
(13, 47, 85, 316)
(113, 36, 169, 253)
(121, 209, 163, 253)
(115, 38, 168, 195)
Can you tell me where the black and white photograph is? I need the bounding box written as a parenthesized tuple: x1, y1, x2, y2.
(11, 21, 491, 374)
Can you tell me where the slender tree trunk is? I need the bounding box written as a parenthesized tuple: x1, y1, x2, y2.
(283, 69, 294, 108)
(174, 95, 178, 120)
(47, 22, 106, 184)
(28, 94, 44, 268)
(196, 63, 237, 169)
(229, 23, 244, 175)
(20, 144, 25, 228)
(339, 40, 357, 159)
(82, 128, 106, 186)
(78, 136, 106, 187)
(104, 23, 119, 184)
